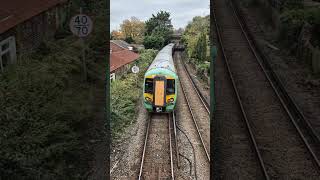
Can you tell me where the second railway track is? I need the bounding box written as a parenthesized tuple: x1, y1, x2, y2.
(175, 51, 210, 161)
(174, 51, 210, 179)
(213, 0, 320, 179)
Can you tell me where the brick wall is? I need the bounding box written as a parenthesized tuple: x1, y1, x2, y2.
(0, 4, 67, 57)
(114, 63, 134, 79)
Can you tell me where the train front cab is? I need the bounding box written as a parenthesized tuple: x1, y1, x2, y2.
(143, 75, 177, 113)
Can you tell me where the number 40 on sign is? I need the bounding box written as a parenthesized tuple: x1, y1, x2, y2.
(69, 14, 93, 37)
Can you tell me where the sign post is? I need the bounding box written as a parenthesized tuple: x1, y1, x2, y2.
(69, 8, 93, 81)
(131, 65, 140, 87)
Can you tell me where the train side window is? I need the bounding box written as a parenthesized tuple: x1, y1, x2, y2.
(166, 79, 175, 95)
(145, 78, 153, 93)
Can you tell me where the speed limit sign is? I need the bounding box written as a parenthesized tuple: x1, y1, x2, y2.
(131, 65, 140, 74)
(70, 14, 93, 37)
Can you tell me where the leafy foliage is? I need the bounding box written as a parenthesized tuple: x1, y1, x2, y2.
(119, 17, 145, 44)
(143, 35, 165, 49)
(111, 49, 157, 139)
(143, 11, 173, 49)
(182, 15, 210, 78)
(195, 31, 208, 62)
(0, 39, 91, 179)
(279, 7, 320, 47)
(0, 0, 107, 178)
(182, 16, 209, 58)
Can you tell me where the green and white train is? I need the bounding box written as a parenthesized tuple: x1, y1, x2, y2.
(143, 43, 178, 113)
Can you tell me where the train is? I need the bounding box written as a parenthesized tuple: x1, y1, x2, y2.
(143, 43, 178, 113)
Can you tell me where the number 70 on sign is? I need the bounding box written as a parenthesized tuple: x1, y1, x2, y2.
(70, 14, 93, 37)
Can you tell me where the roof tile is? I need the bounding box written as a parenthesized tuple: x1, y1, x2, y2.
(0, 0, 67, 34)
(110, 42, 139, 72)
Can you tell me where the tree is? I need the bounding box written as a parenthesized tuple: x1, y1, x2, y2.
(182, 15, 209, 60)
(143, 10, 173, 49)
(145, 11, 172, 35)
(111, 30, 124, 40)
(125, 36, 134, 44)
(120, 17, 145, 44)
(143, 35, 165, 49)
(195, 31, 207, 62)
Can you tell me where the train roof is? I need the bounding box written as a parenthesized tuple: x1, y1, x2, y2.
(146, 43, 176, 73)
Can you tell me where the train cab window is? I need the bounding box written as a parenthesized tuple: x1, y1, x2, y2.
(166, 79, 175, 95)
(145, 78, 153, 93)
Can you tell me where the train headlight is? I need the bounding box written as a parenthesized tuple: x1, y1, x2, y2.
(168, 98, 174, 103)
(145, 97, 152, 102)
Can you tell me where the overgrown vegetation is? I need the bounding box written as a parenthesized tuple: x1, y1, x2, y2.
(182, 15, 210, 79)
(143, 11, 174, 49)
(111, 49, 157, 139)
(111, 17, 145, 44)
(111, 11, 173, 50)
(0, 0, 107, 179)
(279, 6, 320, 47)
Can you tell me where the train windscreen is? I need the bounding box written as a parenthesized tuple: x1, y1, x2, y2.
(144, 78, 153, 93)
(166, 79, 175, 95)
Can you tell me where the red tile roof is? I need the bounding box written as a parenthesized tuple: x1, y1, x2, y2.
(0, 0, 67, 34)
(110, 42, 139, 72)
(110, 42, 125, 52)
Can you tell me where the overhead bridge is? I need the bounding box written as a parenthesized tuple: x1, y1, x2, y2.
(174, 45, 185, 51)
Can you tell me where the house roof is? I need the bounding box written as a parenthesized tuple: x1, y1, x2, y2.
(110, 42, 139, 72)
(0, 0, 67, 34)
(110, 42, 125, 52)
(111, 40, 132, 49)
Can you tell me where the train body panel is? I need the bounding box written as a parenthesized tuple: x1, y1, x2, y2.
(143, 43, 178, 113)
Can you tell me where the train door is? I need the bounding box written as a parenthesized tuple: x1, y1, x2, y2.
(153, 76, 167, 112)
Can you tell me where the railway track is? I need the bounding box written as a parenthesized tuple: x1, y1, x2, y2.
(180, 52, 210, 113)
(213, 0, 320, 179)
(174, 51, 210, 179)
(175, 51, 210, 161)
(230, 0, 320, 152)
(138, 113, 176, 180)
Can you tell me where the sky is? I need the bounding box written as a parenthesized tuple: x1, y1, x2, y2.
(110, 0, 210, 31)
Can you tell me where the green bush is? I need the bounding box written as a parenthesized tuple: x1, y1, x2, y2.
(195, 31, 208, 62)
(0, 39, 92, 179)
(182, 15, 210, 77)
(143, 35, 165, 49)
(111, 49, 157, 139)
(111, 76, 139, 138)
(196, 63, 210, 78)
(182, 15, 209, 60)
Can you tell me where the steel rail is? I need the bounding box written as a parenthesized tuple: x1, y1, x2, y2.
(212, 2, 270, 180)
(179, 52, 210, 114)
(229, 0, 320, 169)
(230, 0, 320, 150)
(172, 111, 180, 168)
(138, 114, 152, 180)
(138, 113, 175, 180)
(178, 72, 210, 162)
(168, 113, 175, 180)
